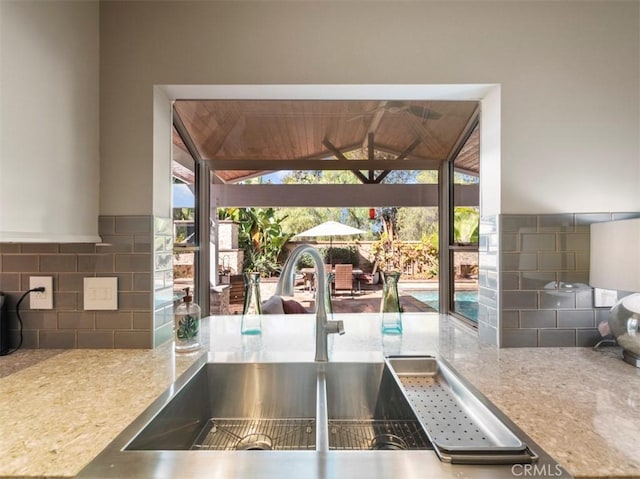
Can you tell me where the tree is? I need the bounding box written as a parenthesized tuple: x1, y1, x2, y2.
(396, 207, 438, 241)
(218, 207, 293, 276)
(277, 169, 375, 237)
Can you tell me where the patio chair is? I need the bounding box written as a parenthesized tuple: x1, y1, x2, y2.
(228, 274, 245, 314)
(358, 262, 379, 290)
(308, 265, 333, 293)
(333, 264, 354, 297)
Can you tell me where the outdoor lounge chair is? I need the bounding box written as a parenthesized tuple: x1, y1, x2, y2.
(333, 264, 354, 297)
(358, 262, 379, 290)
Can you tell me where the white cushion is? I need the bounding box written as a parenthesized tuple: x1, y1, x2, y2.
(261, 295, 285, 314)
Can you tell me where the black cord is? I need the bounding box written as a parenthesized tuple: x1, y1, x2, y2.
(4, 288, 45, 356)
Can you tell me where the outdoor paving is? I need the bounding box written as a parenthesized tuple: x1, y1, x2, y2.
(259, 280, 436, 314)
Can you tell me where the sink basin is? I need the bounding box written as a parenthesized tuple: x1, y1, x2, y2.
(79, 358, 569, 479)
(324, 362, 431, 450)
(126, 362, 318, 451)
(125, 361, 431, 453)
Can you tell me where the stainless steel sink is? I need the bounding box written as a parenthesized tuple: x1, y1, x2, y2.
(125, 361, 430, 453)
(126, 362, 318, 451)
(79, 358, 572, 479)
(324, 362, 431, 450)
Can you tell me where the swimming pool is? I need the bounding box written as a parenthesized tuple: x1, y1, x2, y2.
(408, 290, 479, 322)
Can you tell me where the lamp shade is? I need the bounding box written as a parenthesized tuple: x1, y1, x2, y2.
(590, 218, 640, 292)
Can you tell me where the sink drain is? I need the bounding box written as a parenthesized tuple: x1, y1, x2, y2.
(370, 433, 408, 450)
(236, 433, 273, 451)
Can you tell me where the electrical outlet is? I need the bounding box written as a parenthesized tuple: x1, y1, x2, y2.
(30, 276, 53, 309)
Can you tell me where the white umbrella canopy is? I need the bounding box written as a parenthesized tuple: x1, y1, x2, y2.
(296, 221, 366, 238)
(296, 221, 367, 264)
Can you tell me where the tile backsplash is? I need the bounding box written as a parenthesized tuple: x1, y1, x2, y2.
(3, 211, 638, 350)
(498, 212, 640, 347)
(0, 215, 173, 349)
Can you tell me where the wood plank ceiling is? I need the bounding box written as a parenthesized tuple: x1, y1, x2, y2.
(172, 100, 480, 183)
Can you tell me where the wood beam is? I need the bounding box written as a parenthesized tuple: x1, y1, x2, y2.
(371, 138, 421, 184)
(395, 138, 422, 161)
(351, 170, 371, 184)
(322, 138, 350, 162)
(374, 170, 392, 184)
(446, 104, 480, 163)
(212, 183, 438, 208)
(204, 158, 442, 171)
(173, 112, 203, 164)
(210, 183, 479, 208)
(372, 144, 442, 163)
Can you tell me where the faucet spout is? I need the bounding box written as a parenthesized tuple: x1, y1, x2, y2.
(275, 245, 345, 361)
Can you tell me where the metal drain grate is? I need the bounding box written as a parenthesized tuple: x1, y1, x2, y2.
(399, 375, 495, 450)
(328, 419, 431, 450)
(191, 418, 316, 451)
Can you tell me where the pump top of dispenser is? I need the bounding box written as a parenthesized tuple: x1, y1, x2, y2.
(182, 287, 192, 303)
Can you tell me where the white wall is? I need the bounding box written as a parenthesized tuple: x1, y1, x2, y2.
(153, 87, 172, 217)
(0, 1, 100, 242)
(95, 1, 634, 216)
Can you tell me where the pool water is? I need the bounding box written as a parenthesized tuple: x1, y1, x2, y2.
(408, 290, 479, 322)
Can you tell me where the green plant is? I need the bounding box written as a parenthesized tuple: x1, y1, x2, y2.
(318, 246, 359, 266)
(453, 207, 479, 244)
(176, 314, 199, 340)
(218, 207, 293, 276)
(370, 233, 439, 279)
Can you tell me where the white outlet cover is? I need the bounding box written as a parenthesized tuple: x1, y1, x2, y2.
(29, 276, 53, 309)
(84, 277, 118, 310)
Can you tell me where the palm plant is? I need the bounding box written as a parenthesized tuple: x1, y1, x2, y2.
(219, 207, 293, 276)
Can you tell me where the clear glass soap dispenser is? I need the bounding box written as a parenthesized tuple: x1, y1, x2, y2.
(174, 287, 201, 352)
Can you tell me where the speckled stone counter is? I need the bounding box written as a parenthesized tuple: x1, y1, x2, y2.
(0, 313, 639, 478)
(0, 344, 202, 478)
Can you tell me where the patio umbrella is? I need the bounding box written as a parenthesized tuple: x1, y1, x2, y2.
(296, 221, 366, 264)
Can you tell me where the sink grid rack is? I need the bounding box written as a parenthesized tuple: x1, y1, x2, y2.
(327, 419, 432, 450)
(191, 418, 316, 451)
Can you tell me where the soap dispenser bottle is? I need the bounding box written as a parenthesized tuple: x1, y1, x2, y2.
(174, 287, 201, 352)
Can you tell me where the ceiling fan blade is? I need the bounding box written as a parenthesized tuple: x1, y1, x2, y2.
(406, 104, 442, 120)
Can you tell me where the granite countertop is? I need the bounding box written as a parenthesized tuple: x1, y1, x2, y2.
(0, 313, 639, 478)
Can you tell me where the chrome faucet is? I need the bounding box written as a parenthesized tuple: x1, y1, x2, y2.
(275, 244, 345, 361)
